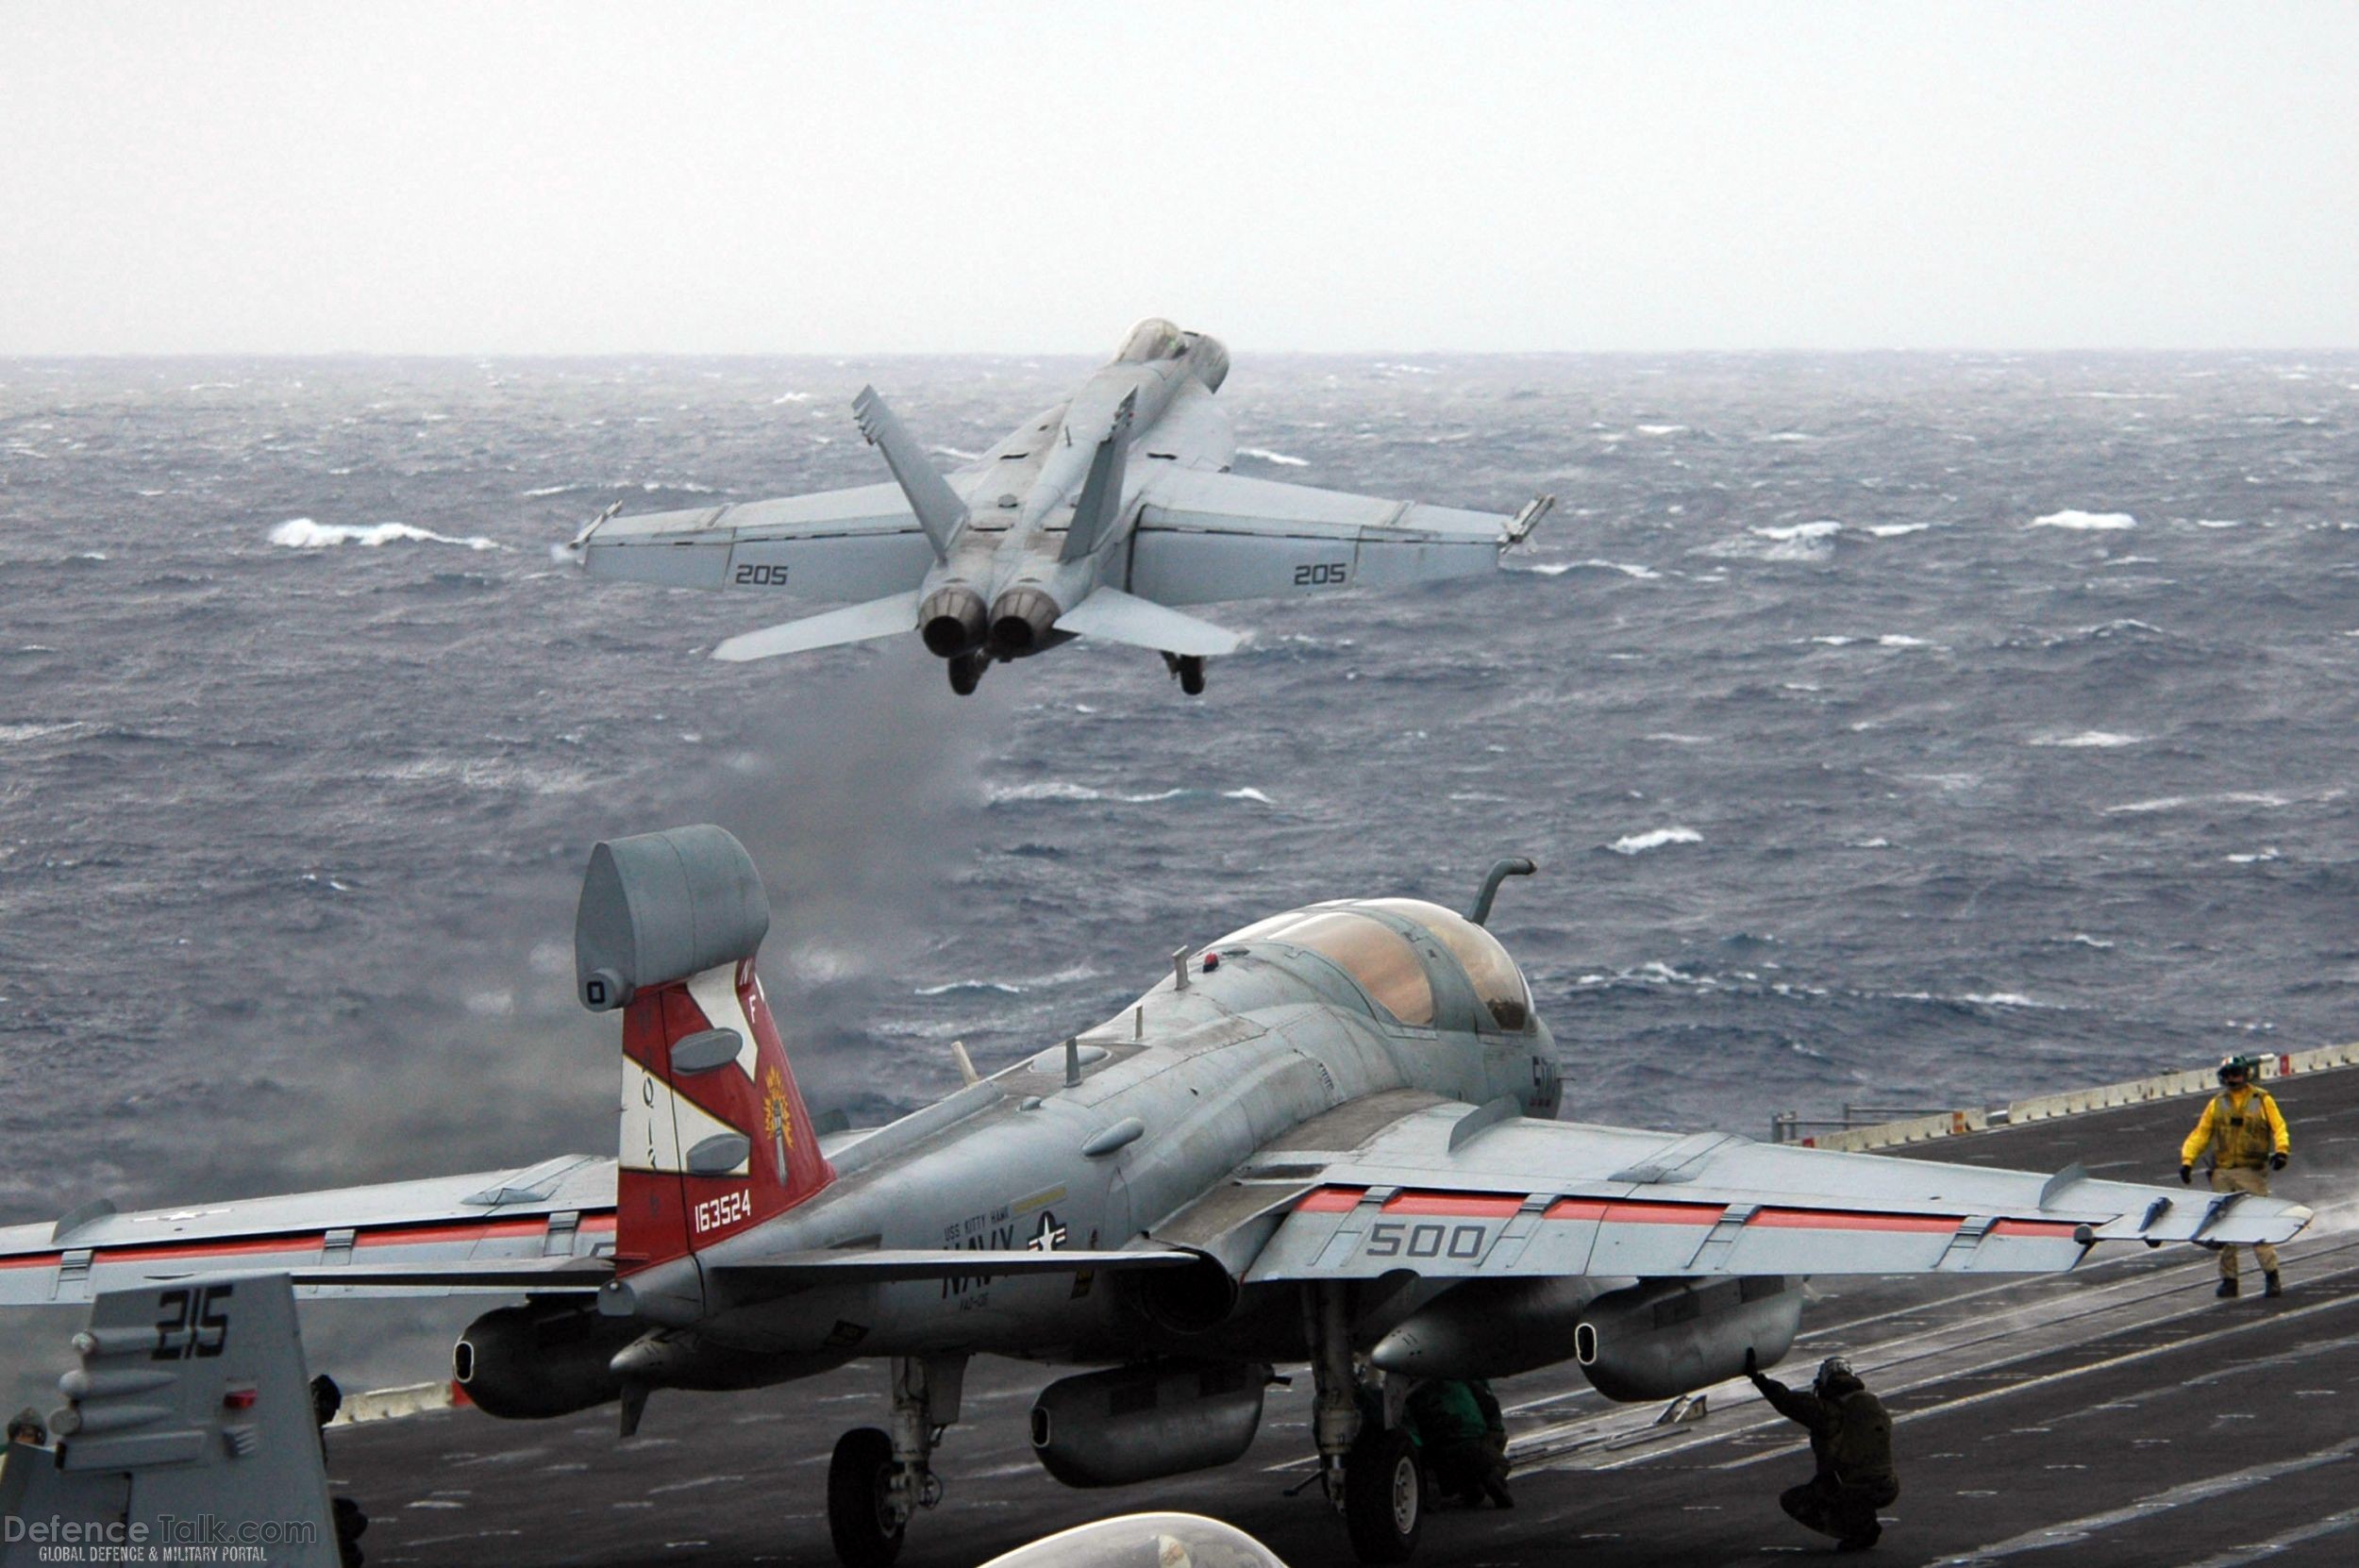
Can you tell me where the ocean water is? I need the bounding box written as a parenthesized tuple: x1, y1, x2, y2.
(2, 350, 2355, 1395)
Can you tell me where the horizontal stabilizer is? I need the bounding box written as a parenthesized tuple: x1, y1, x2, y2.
(1054, 588, 1242, 658)
(852, 386, 968, 561)
(712, 590, 921, 662)
(713, 1247, 1196, 1288)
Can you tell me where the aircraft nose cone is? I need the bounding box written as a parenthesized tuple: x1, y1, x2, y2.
(987, 587, 1061, 659)
(918, 586, 989, 657)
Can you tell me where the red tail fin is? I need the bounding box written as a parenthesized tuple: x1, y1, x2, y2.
(576, 826, 834, 1276)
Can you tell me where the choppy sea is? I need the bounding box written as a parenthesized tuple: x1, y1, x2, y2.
(2, 351, 2355, 1395)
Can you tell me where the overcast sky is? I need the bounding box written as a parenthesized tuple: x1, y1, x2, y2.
(4, 2, 2354, 355)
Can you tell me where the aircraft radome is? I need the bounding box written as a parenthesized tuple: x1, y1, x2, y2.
(0, 828, 2309, 1564)
(561, 319, 1553, 694)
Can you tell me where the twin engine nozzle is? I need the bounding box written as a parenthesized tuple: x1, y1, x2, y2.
(922, 584, 1061, 660)
(918, 587, 989, 658)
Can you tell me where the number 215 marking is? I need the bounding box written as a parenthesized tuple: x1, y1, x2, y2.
(152, 1282, 233, 1360)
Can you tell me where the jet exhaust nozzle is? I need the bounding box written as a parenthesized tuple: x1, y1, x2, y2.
(987, 587, 1062, 659)
(918, 586, 990, 657)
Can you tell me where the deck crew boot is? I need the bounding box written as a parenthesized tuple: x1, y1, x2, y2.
(2264, 1271, 2284, 1297)
(2216, 1276, 2239, 1298)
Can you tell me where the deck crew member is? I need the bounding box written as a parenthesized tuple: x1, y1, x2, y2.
(1746, 1349, 1898, 1552)
(1403, 1378, 1514, 1509)
(2179, 1053, 2290, 1298)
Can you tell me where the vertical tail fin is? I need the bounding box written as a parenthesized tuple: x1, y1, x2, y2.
(577, 826, 833, 1276)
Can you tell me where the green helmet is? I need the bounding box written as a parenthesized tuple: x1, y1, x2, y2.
(2217, 1053, 2261, 1083)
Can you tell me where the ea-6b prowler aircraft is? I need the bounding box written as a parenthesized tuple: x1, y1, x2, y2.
(0, 828, 2309, 1564)
(562, 319, 1552, 694)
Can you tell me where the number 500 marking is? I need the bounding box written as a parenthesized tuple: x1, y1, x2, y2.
(1363, 1220, 1490, 1260)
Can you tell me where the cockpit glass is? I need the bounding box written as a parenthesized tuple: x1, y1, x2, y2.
(979, 1513, 1286, 1568)
(1115, 317, 1187, 363)
(1216, 909, 1435, 1026)
(1361, 899, 1532, 1031)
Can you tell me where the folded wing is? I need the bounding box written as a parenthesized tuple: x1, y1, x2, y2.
(1232, 1097, 2309, 1284)
(0, 1156, 616, 1304)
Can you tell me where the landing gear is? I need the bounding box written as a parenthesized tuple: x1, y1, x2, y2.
(946, 651, 988, 695)
(828, 1356, 964, 1568)
(827, 1427, 903, 1568)
(1161, 652, 1207, 695)
(1344, 1426, 1426, 1563)
(1303, 1282, 1425, 1562)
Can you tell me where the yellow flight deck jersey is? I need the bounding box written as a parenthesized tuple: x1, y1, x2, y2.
(2181, 1084, 2290, 1170)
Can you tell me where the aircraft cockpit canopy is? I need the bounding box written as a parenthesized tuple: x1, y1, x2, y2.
(1113, 318, 1229, 391)
(1114, 318, 1191, 363)
(1359, 898, 1532, 1031)
(1220, 908, 1433, 1025)
(1219, 897, 1533, 1032)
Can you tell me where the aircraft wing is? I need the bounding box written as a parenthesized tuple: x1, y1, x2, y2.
(1126, 469, 1550, 609)
(0, 1156, 615, 1305)
(565, 483, 935, 603)
(1228, 1095, 2309, 1283)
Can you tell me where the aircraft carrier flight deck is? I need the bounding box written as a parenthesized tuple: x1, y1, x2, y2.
(318, 1061, 2359, 1568)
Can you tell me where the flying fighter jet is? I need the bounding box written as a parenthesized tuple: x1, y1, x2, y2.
(561, 319, 1552, 694)
(0, 827, 2309, 1565)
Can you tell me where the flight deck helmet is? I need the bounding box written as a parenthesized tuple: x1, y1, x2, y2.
(1813, 1356, 1858, 1395)
(2217, 1054, 2261, 1086)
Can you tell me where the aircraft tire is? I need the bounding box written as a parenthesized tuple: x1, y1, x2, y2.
(1343, 1426, 1425, 1562)
(828, 1426, 905, 1568)
(1179, 657, 1206, 696)
(948, 653, 984, 696)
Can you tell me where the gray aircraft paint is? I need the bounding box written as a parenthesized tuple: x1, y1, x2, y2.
(561, 319, 1551, 690)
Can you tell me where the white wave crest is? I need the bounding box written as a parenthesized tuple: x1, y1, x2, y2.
(0, 722, 84, 745)
(270, 518, 499, 551)
(1609, 826, 1702, 855)
(987, 781, 1269, 807)
(1866, 524, 1930, 538)
(1237, 447, 1310, 467)
(2029, 509, 2137, 531)
(913, 979, 1025, 997)
(2030, 730, 2145, 748)
(1635, 425, 1686, 436)
(2104, 792, 2289, 816)
(1752, 521, 1843, 542)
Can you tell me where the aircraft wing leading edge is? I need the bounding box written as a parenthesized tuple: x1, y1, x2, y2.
(1233, 1097, 2310, 1285)
(566, 483, 934, 602)
(1127, 469, 1550, 609)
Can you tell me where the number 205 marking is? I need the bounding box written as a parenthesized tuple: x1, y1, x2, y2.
(1363, 1220, 1490, 1260)
(1293, 561, 1347, 587)
(152, 1282, 233, 1360)
(733, 562, 791, 586)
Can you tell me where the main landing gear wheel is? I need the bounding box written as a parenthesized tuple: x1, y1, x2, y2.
(1344, 1426, 1425, 1563)
(828, 1426, 905, 1568)
(1162, 652, 1207, 695)
(946, 652, 987, 695)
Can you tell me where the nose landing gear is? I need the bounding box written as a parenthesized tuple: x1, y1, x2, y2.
(1161, 652, 1208, 695)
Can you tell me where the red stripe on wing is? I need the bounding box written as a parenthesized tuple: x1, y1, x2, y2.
(1380, 1192, 1524, 1218)
(1749, 1208, 1962, 1234)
